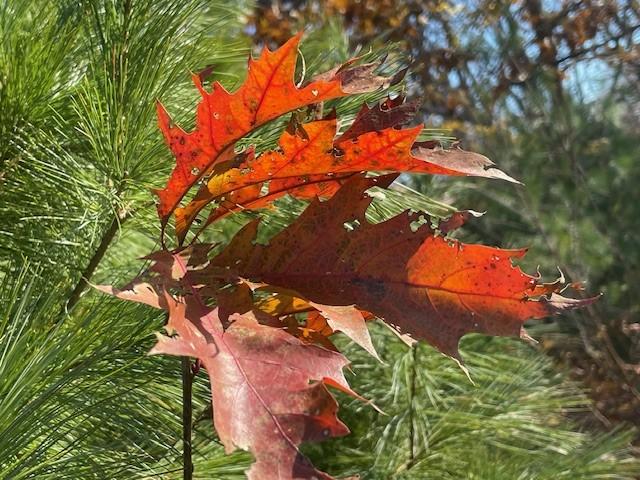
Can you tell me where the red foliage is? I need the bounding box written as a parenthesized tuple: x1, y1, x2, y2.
(98, 35, 594, 479)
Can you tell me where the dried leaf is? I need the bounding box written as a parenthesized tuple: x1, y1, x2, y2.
(194, 175, 595, 360)
(155, 33, 399, 233)
(152, 294, 352, 480)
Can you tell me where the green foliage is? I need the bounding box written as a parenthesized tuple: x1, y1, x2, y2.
(307, 328, 640, 479)
(0, 261, 178, 478)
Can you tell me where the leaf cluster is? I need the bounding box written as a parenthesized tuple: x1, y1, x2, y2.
(1, 2, 638, 479)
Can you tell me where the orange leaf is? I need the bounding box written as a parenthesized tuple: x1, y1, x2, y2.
(282, 314, 338, 352)
(192, 175, 596, 360)
(155, 33, 402, 237)
(255, 289, 378, 358)
(176, 105, 517, 243)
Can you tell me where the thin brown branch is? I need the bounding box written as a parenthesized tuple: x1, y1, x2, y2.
(64, 199, 154, 312)
(182, 356, 194, 480)
(406, 346, 418, 470)
(65, 212, 126, 312)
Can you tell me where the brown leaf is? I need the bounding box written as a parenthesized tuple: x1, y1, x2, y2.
(152, 294, 352, 480)
(337, 96, 419, 143)
(438, 210, 484, 234)
(412, 143, 520, 182)
(193, 175, 595, 360)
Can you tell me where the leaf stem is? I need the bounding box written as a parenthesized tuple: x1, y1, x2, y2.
(182, 356, 194, 480)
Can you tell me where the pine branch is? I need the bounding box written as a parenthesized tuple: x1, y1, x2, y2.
(65, 210, 127, 312)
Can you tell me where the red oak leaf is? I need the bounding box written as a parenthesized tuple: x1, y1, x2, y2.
(176, 107, 516, 243)
(155, 33, 402, 235)
(191, 175, 596, 360)
(96, 33, 597, 480)
(151, 294, 352, 480)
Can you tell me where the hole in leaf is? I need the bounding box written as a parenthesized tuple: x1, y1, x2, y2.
(343, 219, 360, 231)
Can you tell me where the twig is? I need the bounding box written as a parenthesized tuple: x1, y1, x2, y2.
(406, 346, 418, 470)
(182, 356, 194, 480)
(65, 199, 155, 312)
(65, 212, 125, 311)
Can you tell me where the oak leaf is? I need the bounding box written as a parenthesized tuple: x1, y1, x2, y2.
(191, 174, 595, 360)
(174, 100, 516, 243)
(152, 294, 351, 480)
(96, 33, 597, 480)
(155, 33, 403, 234)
